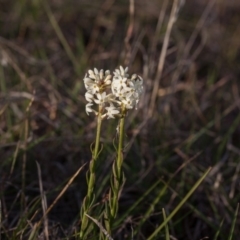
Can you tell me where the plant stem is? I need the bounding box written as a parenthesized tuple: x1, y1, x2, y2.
(107, 106, 126, 235)
(87, 110, 102, 198)
(80, 107, 102, 239)
(117, 116, 125, 177)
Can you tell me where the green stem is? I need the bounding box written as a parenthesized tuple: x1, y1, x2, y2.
(87, 110, 102, 198)
(107, 106, 126, 234)
(117, 116, 125, 178)
(80, 107, 102, 239)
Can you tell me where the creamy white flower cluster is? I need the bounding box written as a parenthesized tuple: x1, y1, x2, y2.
(83, 66, 143, 119)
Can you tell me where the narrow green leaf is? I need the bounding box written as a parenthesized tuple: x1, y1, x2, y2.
(213, 218, 224, 240)
(163, 208, 170, 240)
(227, 203, 239, 240)
(147, 167, 211, 240)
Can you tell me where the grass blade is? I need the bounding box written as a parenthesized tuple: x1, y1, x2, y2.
(213, 218, 224, 240)
(227, 203, 239, 240)
(162, 208, 170, 240)
(147, 167, 212, 240)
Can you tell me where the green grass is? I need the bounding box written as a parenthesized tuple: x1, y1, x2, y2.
(0, 0, 240, 239)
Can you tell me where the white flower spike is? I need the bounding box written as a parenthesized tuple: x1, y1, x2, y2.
(83, 66, 143, 118)
(112, 66, 143, 110)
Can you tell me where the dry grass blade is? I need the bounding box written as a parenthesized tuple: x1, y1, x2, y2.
(124, 0, 135, 65)
(85, 213, 114, 240)
(21, 95, 34, 210)
(183, 0, 216, 59)
(0, 36, 46, 65)
(36, 163, 86, 228)
(42, 0, 79, 74)
(127, 0, 184, 150)
(150, 0, 168, 56)
(149, 0, 182, 117)
(36, 161, 49, 240)
(0, 48, 31, 90)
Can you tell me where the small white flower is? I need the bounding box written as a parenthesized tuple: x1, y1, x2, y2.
(83, 77, 100, 94)
(105, 104, 119, 119)
(94, 92, 107, 105)
(112, 76, 128, 91)
(88, 69, 94, 76)
(85, 92, 94, 102)
(132, 75, 143, 94)
(94, 68, 99, 74)
(83, 76, 93, 88)
(103, 74, 112, 86)
(86, 68, 112, 84)
(86, 103, 94, 115)
(113, 66, 129, 78)
(120, 96, 136, 109)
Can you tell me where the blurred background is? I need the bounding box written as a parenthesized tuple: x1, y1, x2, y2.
(0, 0, 240, 239)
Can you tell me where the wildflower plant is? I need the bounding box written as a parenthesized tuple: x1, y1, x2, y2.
(80, 66, 143, 239)
(105, 67, 143, 233)
(80, 68, 114, 238)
